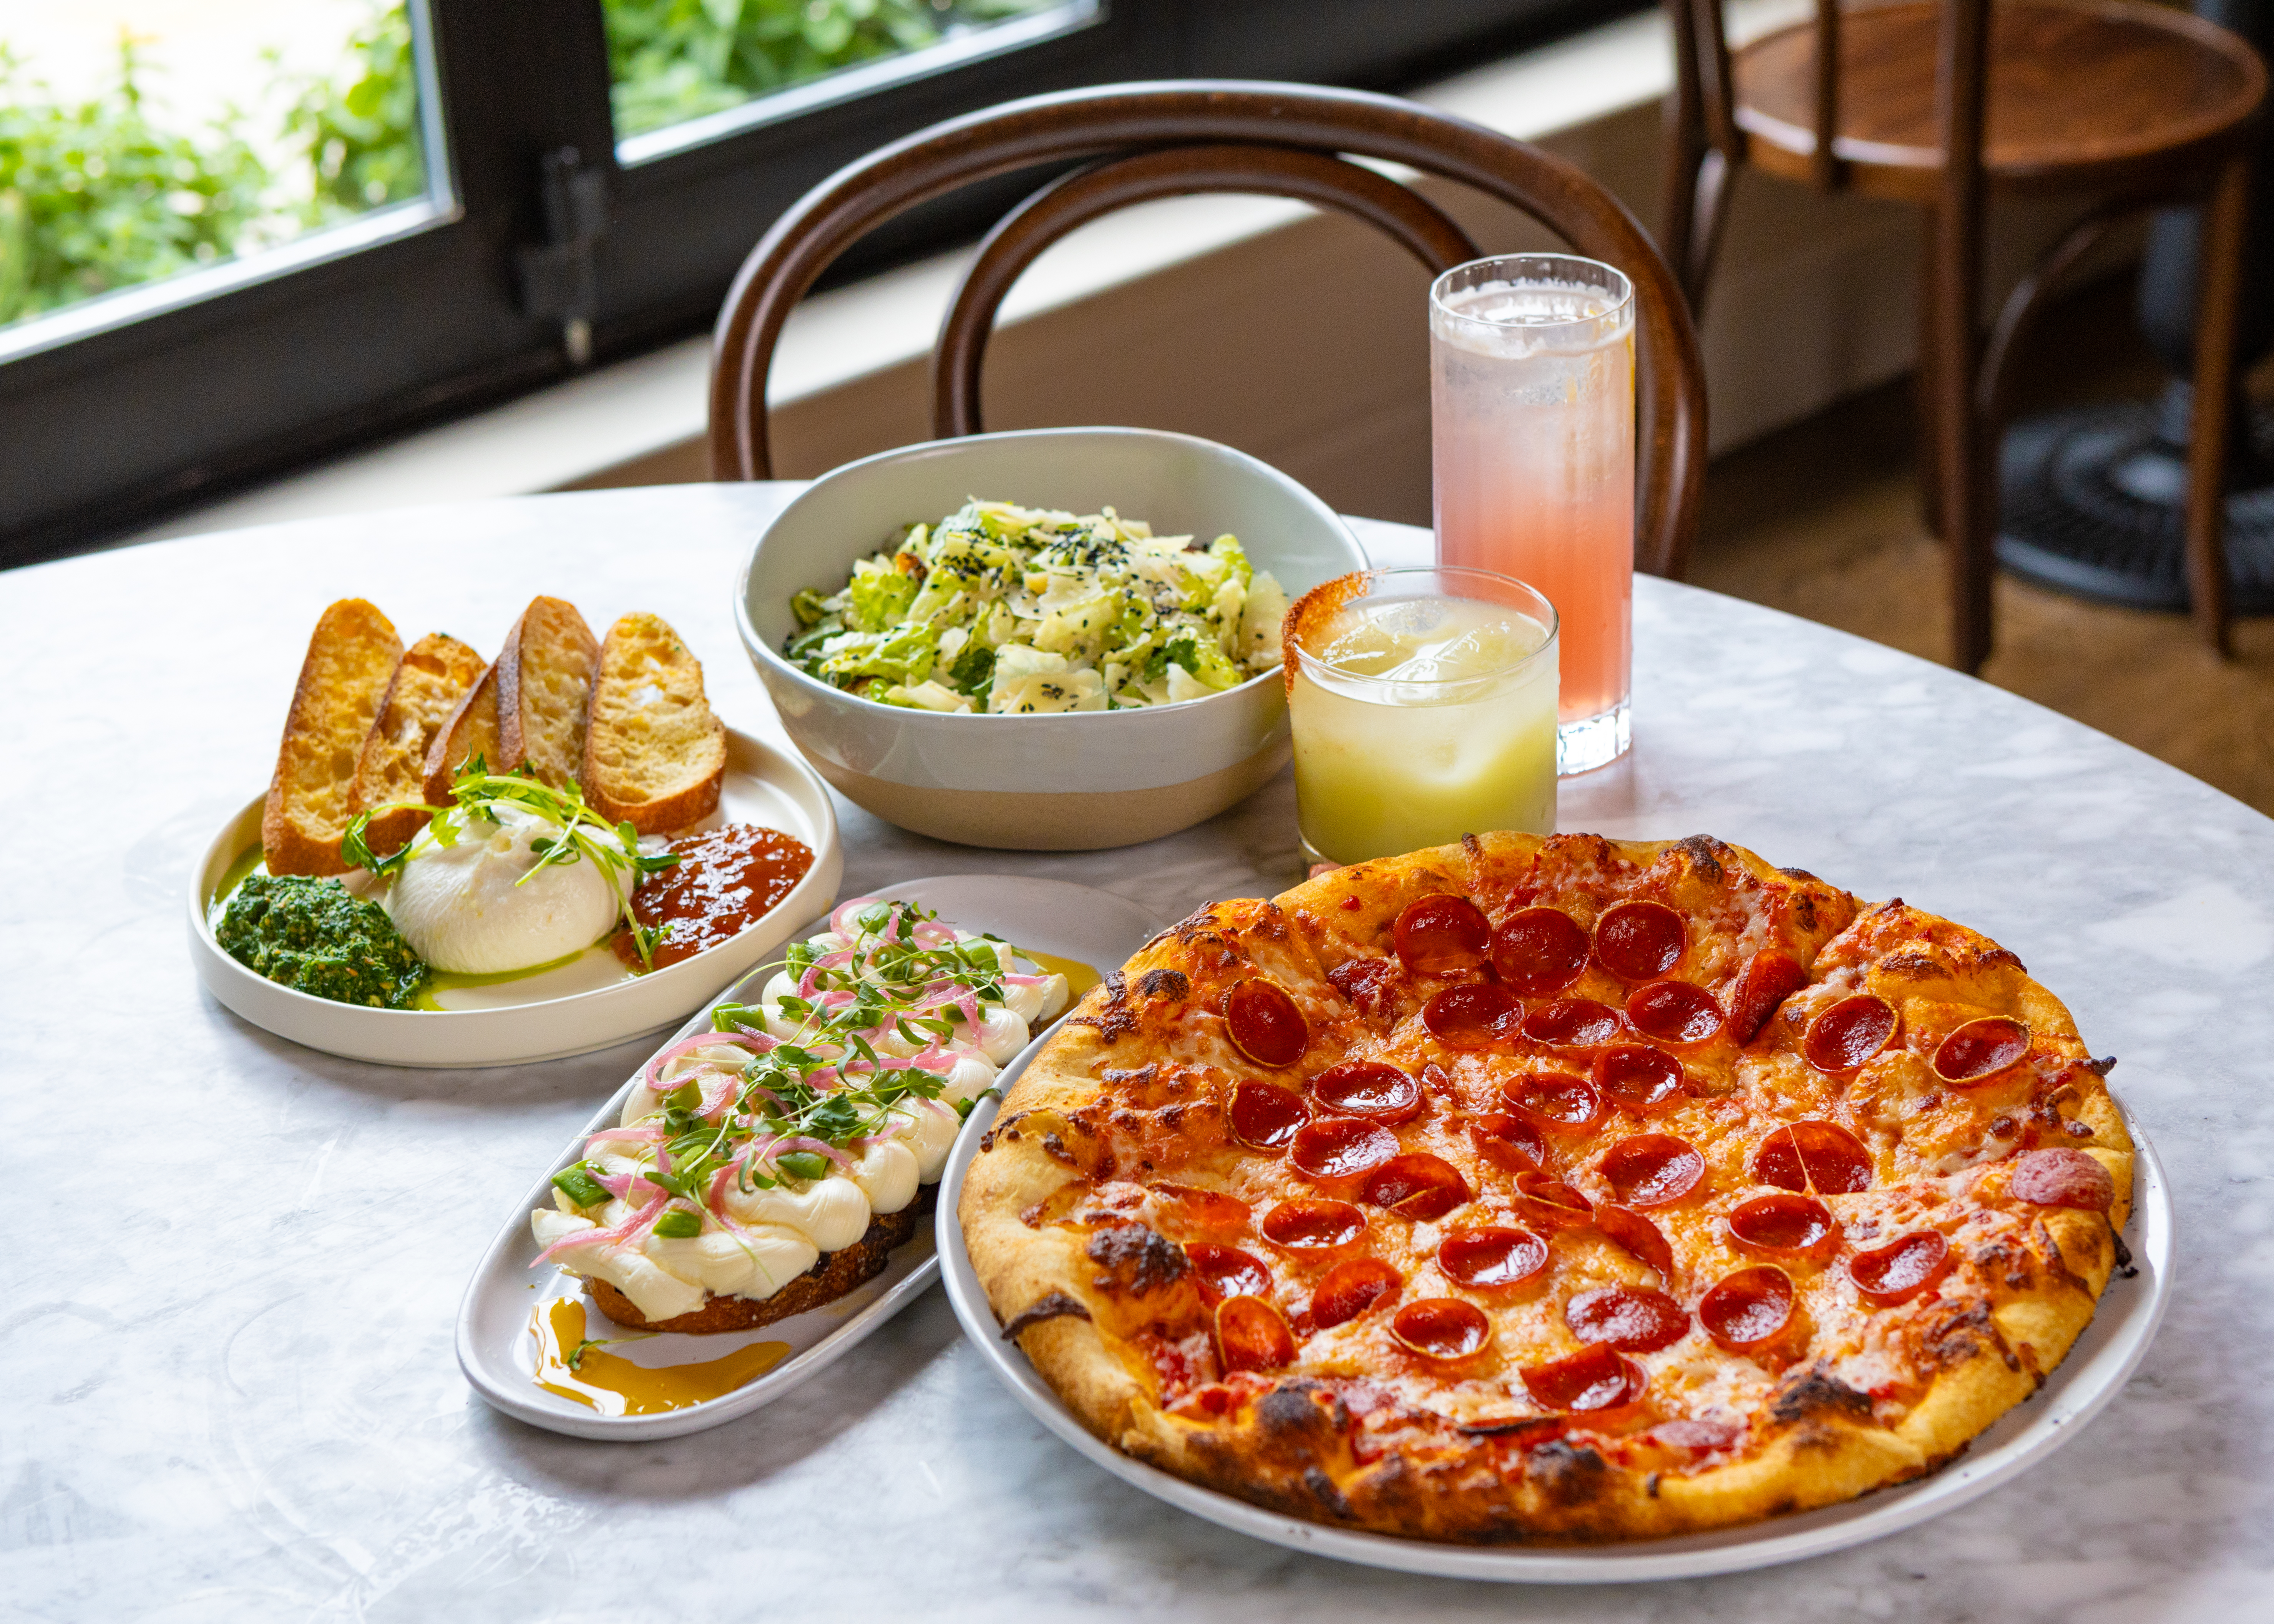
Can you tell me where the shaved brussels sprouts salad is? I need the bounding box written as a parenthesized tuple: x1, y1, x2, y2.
(784, 499, 1290, 713)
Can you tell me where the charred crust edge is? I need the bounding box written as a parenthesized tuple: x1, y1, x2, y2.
(999, 1291, 1092, 1340)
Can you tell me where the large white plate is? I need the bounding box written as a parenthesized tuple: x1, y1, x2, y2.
(939, 1085, 2174, 1582)
(456, 874, 1164, 1442)
(186, 728, 843, 1067)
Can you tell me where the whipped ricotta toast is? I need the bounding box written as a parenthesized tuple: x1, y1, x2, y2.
(531, 897, 1069, 1330)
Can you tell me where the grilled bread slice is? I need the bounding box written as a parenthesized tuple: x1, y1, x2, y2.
(349, 632, 484, 858)
(262, 599, 403, 876)
(496, 596, 600, 789)
(583, 612, 727, 832)
(421, 658, 501, 805)
(586, 1203, 921, 1333)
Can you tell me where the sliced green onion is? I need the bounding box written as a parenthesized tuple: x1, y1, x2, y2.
(552, 1167, 611, 1208)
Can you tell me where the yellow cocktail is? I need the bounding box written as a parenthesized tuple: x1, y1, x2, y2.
(1287, 567, 1559, 866)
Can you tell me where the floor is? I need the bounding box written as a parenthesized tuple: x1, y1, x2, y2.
(1687, 278, 2274, 817)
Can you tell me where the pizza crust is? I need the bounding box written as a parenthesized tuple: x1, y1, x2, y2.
(959, 833, 2136, 1543)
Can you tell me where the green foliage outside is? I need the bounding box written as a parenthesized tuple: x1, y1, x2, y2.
(283, 3, 427, 221)
(0, 0, 1057, 331)
(0, 39, 271, 327)
(605, 0, 1058, 138)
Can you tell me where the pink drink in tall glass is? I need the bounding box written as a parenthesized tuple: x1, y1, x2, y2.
(1430, 254, 1635, 774)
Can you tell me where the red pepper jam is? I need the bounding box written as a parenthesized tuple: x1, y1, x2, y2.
(615, 823, 815, 970)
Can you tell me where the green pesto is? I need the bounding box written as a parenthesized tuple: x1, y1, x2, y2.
(216, 874, 428, 1009)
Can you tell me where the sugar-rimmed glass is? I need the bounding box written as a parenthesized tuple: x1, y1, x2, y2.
(1286, 565, 1558, 867)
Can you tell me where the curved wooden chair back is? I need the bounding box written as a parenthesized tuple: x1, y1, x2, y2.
(709, 81, 1707, 579)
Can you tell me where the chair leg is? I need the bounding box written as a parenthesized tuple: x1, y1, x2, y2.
(2184, 153, 2249, 657)
(1932, 197, 1993, 674)
(1915, 208, 1943, 540)
(1660, 126, 1731, 314)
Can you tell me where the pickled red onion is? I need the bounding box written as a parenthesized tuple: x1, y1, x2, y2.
(532, 1194, 665, 1266)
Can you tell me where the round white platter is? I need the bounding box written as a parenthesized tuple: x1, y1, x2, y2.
(456, 873, 1165, 1442)
(186, 727, 843, 1068)
(937, 1087, 2174, 1583)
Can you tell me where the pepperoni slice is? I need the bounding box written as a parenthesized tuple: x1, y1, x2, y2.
(1437, 1226, 1550, 1289)
(1565, 1285, 1690, 1352)
(1651, 1417, 1742, 1453)
(1847, 1230, 1952, 1306)
(1502, 1072, 1605, 1132)
(1489, 907, 1590, 995)
(1699, 1266, 1796, 1350)
(1224, 978, 1309, 1067)
(1512, 1170, 1594, 1230)
(1726, 1193, 1838, 1263)
(1393, 895, 1491, 974)
(1597, 1134, 1707, 1208)
(1728, 950, 1808, 1046)
(1290, 1115, 1399, 1181)
(1389, 1298, 1491, 1360)
(1593, 901, 1686, 982)
(1150, 1183, 1252, 1234)
(1468, 1112, 1548, 1174)
(1423, 983, 1522, 1049)
(1216, 1296, 1296, 1372)
(2007, 1148, 2114, 1211)
(1311, 1258, 1403, 1328)
(1593, 1045, 1685, 1112)
(1260, 1198, 1365, 1251)
(1751, 1121, 1874, 1195)
(1803, 994, 1898, 1073)
(1933, 1017, 2032, 1085)
(1185, 1243, 1272, 1301)
(1227, 1080, 1307, 1151)
(1625, 980, 1725, 1045)
(1520, 1344, 1648, 1413)
(1361, 1153, 1472, 1221)
(1593, 1203, 1674, 1276)
(1309, 1061, 1423, 1123)
(1520, 998, 1624, 1050)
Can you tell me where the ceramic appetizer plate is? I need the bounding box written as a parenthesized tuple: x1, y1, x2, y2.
(457, 873, 1165, 1442)
(938, 1092, 2173, 1583)
(187, 728, 842, 1068)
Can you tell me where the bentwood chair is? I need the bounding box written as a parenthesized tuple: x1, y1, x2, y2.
(1663, 0, 2265, 667)
(709, 81, 1709, 582)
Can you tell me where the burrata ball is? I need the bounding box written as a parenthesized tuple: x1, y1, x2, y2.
(385, 802, 633, 974)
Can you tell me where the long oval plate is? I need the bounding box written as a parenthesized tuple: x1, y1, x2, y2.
(456, 874, 1163, 1441)
(938, 1083, 2173, 1582)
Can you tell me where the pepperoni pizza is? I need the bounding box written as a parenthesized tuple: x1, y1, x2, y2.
(958, 833, 2134, 1542)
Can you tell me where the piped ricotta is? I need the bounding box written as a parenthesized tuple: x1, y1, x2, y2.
(531, 899, 1069, 1321)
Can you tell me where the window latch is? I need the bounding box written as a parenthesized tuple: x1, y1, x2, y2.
(516, 146, 610, 367)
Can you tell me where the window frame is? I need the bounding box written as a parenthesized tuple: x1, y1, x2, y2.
(0, 0, 1634, 567)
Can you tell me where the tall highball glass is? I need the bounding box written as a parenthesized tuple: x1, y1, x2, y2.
(1430, 253, 1635, 775)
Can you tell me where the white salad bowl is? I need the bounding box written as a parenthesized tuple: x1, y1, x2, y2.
(186, 728, 842, 1067)
(736, 427, 1368, 849)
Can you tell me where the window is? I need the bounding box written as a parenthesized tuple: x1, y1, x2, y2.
(0, 0, 1632, 566)
(0, 0, 442, 344)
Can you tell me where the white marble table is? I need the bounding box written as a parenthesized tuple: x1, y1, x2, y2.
(5, 484, 2269, 1622)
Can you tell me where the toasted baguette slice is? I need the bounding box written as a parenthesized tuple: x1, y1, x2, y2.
(349, 632, 485, 858)
(262, 599, 403, 876)
(583, 612, 727, 832)
(586, 1202, 921, 1333)
(496, 596, 599, 789)
(421, 658, 501, 805)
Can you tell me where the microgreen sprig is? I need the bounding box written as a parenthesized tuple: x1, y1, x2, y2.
(340, 757, 682, 966)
